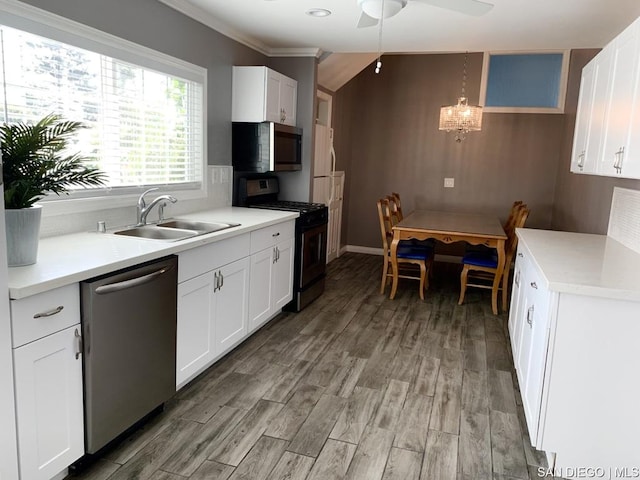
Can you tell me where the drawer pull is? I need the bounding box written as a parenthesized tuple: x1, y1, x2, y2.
(33, 305, 64, 318)
(517, 252, 523, 258)
(272, 232, 280, 237)
(527, 305, 534, 326)
(530, 282, 538, 289)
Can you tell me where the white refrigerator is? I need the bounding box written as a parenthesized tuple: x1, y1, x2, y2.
(313, 126, 344, 263)
(0, 160, 20, 479)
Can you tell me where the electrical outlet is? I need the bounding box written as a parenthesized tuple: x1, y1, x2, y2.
(444, 177, 455, 188)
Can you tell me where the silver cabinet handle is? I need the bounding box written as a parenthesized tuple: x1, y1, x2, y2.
(273, 247, 277, 264)
(530, 282, 538, 289)
(272, 232, 280, 237)
(517, 252, 523, 258)
(514, 270, 520, 287)
(33, 305, 64, 318)
(276, 246, 280, 262)
(74, 328, 82, 360)
(614, 147, 625, 173)
(213, 271, 219, 292)
(219, 270, 224, 289)
(527, 305, 534, 326)
(577, 150, 585, 170)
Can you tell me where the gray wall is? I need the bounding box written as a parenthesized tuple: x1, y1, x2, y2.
(552, 49, 640, 233)
(333, 53, 566, 250)
(20, 0, 316, 204)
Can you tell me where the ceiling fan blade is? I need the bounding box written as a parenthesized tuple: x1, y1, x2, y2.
(415, 0, 494, 16)
(357, 10, 379, 28)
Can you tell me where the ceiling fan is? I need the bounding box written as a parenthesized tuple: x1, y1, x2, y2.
(357, 0, 494, 28)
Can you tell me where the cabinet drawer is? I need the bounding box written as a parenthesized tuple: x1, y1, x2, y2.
(250, 221, 295, 254)
(178, 234, 250, 282)
(11, 284, 80, 348)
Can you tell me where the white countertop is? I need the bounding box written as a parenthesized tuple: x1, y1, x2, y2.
(8, 207, 298, 299)
(517, 228, 640, 302)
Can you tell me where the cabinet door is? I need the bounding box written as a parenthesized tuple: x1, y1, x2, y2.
(280, 75, 298, 126)
(571, 60, 598, 173)
(248, 247, 274, 333)
(215, 257, 250, 356)
(508, 249, 527, 355)
(176, 273, 215, 388)
(273, 237, 294, 310)
(516, 265, 551, 447)
(13, 325, 84, 480)
(600, 21, 640, 176)
(265, 69, 282, 124)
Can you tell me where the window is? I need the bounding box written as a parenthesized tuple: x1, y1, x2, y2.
(0, 5, 206, 204)
(479, 51, 569, 113)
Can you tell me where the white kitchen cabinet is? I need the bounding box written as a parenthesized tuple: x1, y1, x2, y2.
(214, 257, 250, 354)
(176, 237, 250, 389)
(509, 248, 552, 446)
(571, 16, 640, 178)
(248, 221, 295, 333)
(508, 229, 640, 478)
(10, 285, 84, 480)
(570, 54, 609, 173)
(176, 272, 215, 387)
(232, 66, 298, 126)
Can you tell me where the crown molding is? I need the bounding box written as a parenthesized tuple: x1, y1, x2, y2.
(157, 0, 319, 58)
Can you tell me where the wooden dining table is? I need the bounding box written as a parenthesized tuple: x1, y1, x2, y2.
(390, 210, 508, 314)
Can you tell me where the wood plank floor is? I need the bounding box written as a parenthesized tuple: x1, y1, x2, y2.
(67, 253, 558, 480)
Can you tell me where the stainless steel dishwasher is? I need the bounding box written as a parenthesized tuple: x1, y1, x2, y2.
(80, 255, 177, 454)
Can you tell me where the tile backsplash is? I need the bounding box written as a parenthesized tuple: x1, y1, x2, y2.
(39, 166, 233, 238)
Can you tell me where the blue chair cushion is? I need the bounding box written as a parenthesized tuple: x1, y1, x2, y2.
(397, 244, 433, 261)
(462, 250, 498, 268)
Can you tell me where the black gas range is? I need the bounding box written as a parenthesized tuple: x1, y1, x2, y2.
(235, 175, 328, 312)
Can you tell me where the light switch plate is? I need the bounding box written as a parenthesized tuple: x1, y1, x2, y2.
(444, 178, 455, 188)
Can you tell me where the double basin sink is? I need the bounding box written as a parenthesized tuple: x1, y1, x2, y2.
(114, 219, 240, 241)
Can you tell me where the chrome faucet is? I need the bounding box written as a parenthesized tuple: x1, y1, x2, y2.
(136, 188, 177, 225)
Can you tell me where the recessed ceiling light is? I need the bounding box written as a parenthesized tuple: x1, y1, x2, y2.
(306, 8, 331, 17)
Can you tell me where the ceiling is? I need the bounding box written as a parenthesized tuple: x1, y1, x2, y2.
(158, 0, 640, 56)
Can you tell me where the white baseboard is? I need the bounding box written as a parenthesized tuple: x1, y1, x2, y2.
(344, 245, 462, 264)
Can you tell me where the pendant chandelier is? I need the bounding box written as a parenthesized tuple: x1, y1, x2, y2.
(439, 52, 483, 142)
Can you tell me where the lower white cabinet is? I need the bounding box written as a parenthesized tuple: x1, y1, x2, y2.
(176, 272, 215, 387)
(509, 249, 552, 446)
(10, 284, 84, 480)
(13, 325, 84, 480)
(508, 232, 640, 477)
(248, 222, 294, 333)
(176, 256, 250, 388)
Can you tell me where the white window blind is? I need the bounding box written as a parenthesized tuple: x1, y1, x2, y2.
(0, 24, 204, 194)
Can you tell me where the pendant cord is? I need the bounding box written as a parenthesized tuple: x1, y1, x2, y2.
(461, 51, 468, 98)
(375, 0, 385, 74)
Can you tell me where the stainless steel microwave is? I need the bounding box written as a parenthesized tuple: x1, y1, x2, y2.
(232, 122, 302, 172)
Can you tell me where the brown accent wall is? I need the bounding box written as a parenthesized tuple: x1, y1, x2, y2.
(552, 50, 640, 233)
(334, 52, 566, 249)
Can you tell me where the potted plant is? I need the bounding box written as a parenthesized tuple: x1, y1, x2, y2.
(1, 114, 106, 266)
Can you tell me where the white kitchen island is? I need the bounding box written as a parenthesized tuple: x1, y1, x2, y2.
(510, 228, 640, 479)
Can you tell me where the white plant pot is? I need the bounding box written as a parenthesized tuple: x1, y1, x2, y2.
(5, 205, 42, 267)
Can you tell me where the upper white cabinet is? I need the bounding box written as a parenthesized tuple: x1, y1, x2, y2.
(232, 66, 298, 126)
(572, 16, 640, 178)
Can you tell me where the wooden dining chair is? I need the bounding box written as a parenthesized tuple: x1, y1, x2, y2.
(377, 197, 433, 300)
(458, 205, 530, 312)
(389, 192, 404, 223)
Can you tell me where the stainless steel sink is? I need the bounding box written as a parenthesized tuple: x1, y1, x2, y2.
(113, 219, 240, 241)
(157, 219, 240, 234)
(114, 225, 198, 241)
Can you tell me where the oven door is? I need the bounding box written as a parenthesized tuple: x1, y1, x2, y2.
(299, 222, 327, 288)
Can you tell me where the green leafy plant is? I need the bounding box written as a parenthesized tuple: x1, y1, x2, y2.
(1, 114, 106, 209)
